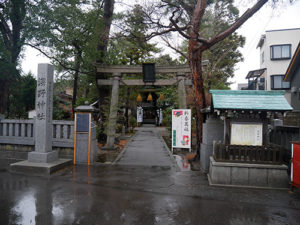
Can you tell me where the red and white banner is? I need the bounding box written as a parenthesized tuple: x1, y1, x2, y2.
(172, 109, 191, 150)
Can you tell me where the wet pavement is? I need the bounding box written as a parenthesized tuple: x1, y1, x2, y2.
(1, 165, 300, 225)
(0, 126, 300, 225)
(115, 125, 175, 169)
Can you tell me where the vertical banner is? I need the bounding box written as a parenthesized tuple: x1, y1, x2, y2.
(172, 109, 191, 150)
(137, 106, 143, 123)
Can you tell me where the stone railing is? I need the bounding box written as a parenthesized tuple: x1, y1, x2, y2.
(0, 119, 74, 148)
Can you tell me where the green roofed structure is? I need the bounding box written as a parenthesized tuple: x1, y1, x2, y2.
(210, 90, 292, 111)
(207, 90, 293, 188)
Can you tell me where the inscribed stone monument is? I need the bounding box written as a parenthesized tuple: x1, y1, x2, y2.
(28, 64, 58, 163)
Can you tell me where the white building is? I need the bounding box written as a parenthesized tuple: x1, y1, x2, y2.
(246, 28, 300, 95)
(257, 28, 300, 91)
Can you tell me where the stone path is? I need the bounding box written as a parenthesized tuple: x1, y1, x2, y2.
(114, 125, 175, 168)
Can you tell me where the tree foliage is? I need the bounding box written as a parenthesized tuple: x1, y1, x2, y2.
(7, 72, 36, 118)
(107, 4, 160, 65)
(0, 0, 31, 114)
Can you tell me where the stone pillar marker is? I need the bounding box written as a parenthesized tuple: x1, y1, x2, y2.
(10, 63, 72, 175)
(177, 73, 187, 109)
(105, 73, 121, 149)
(28, 64, 58, 163)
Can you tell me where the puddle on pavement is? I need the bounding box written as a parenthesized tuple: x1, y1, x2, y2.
(12, 191, 36, 225)
(173, 155, 191, 171)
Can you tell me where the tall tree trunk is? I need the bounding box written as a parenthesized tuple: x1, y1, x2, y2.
(96, 0, 115, 104)
(0, 0, 26, 115)
(72, 47, 82, 116)
(189, 43, 206, 155)
(0, 81, 9, 115)
(97, 0, 115, 62)
(95, 0, 115, 141)
(186, 0, 268, 158)
(188, 0, 207, 156)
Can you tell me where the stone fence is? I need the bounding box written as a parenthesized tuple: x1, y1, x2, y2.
(0, 119, 74, 148)
(0, 119, 74, 169)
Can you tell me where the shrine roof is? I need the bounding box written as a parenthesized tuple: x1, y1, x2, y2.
(210, 90, 292, 111)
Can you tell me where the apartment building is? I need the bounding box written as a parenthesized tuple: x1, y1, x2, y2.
(245, 28, 300, 93)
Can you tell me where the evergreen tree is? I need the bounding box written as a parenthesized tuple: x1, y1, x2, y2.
(0, 0, 31, 115)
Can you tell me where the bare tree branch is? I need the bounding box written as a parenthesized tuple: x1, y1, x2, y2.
(161, 36, 188, 60)
(205, 0, 268, 49)
(25, 43, 92, 75)
(190, 0, 207, 35)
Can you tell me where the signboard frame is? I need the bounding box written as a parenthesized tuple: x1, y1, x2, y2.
(230, 122, 263, 146)
(172, 109, 191, 152)
(76, 113, 90, 133)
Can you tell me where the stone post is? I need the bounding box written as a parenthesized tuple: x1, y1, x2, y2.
(28, 64, 58, 163)
(177, 73, 187, 109)
(106, 73, 121, 148)
(200, 116, 224, 173)
(74, 105, 98, 164)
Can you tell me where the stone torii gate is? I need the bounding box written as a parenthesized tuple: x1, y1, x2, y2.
(96, 65, 192, 149)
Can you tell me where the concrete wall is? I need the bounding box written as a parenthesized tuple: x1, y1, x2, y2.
(259, 28, 300, 90)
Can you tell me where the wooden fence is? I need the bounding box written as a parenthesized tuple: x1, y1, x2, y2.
(213, 142, 284, 164)
(270, 126, 300, 151)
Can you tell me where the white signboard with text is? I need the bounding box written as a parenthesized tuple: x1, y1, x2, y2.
(137, 106, 143, 123)
(172, 109, 191, 150)
(230, 123, 263, 146)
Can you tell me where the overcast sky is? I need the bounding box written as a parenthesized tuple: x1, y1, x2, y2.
(21, 0, 300, 89)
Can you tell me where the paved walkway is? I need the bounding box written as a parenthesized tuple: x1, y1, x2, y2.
(115, 125, 175, 168)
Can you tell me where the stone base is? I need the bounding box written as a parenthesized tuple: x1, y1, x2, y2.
(101, 146, 118, 151)
(200, 143, 212, 173)
(28, 150, 58, 163)
(10, 159, 72, 175)
(208, 157, 289, 189)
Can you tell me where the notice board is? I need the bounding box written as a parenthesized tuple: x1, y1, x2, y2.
(76, 113, 90, 133)
(230, 123, 263, 146)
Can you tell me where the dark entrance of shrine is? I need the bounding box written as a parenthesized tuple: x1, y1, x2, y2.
(138, 91, 158, 124)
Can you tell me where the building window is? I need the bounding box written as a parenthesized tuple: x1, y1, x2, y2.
(271, 75, 290, 90)
(270, 44, 291, 60)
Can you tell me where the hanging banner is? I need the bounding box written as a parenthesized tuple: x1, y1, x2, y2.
(137, 106, 143, 123)
(172, 109, 191, 149)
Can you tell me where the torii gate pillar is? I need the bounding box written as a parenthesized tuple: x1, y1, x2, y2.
(177, 73, 187, 109)
(106, 73, 121, 149)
